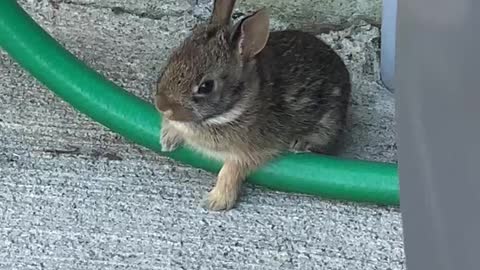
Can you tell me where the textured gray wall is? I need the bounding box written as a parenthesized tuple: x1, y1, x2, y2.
(58, 0, 381, 28)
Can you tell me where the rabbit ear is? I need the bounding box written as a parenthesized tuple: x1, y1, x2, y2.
(230, 8, 270, 61)
(210, 0, 236, 26)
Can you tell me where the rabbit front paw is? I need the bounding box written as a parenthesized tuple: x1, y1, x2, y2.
(160, 125, 184, 152)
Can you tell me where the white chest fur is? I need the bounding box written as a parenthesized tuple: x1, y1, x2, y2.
(169, 121, 233, 162)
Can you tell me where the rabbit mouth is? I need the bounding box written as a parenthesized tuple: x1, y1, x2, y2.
(154, 96, 196, 122)
(162, 108, 195, 122)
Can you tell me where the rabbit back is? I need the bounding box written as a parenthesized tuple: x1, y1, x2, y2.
(251, 30, 352, 153)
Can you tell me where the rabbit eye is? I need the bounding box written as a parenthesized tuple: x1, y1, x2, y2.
(197, 80, 215, 95)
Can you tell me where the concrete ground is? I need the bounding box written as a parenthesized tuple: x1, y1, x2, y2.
(0, 0, 402, 269)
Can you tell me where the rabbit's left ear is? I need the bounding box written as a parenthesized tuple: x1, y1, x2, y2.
(230, 8, 270, 61)
(210, 0, 237, 26)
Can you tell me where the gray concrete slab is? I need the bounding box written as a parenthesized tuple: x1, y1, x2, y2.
(0, 1, 402, 269)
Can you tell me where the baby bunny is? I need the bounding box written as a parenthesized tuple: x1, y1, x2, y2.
(154, 0, 351, 211)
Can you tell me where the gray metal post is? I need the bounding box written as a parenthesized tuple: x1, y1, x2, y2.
(380, 0, 397, 92)
(396, 0, 480, 269)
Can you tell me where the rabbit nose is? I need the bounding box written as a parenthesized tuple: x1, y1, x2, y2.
(154, 93, 194, 121)
(154, 93, 170, 113)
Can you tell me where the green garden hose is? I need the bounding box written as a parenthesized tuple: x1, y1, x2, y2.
(0, 0, 399, 206)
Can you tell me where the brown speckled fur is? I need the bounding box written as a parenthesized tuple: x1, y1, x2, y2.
(153, 0, 351, 211)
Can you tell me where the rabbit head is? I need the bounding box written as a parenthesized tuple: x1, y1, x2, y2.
(154, 0, 270, 125)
